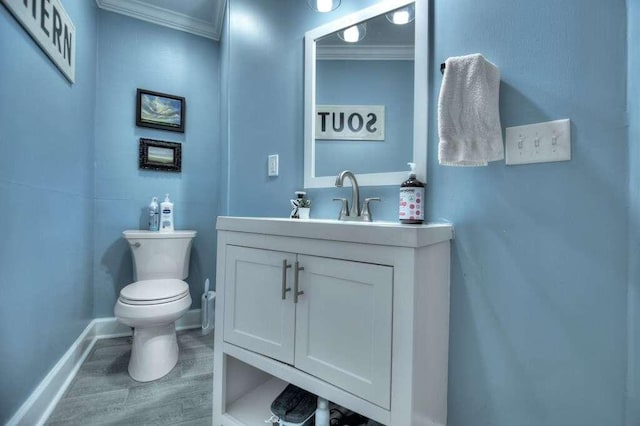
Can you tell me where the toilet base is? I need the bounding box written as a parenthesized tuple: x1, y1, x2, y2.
(129, 323, 179, 382)
(114, 292, 192, 382)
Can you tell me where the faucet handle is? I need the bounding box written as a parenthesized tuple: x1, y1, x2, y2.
(361, 197, 381, 222)
(333, 198, 349, 220)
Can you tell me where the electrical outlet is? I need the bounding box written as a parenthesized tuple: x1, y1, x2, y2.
(268, 154, 279, 176)
(505, 119, 571, 165)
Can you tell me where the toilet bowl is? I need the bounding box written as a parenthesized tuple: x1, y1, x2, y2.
(115, 279, 192, 382)
(114, 230, 196, 382)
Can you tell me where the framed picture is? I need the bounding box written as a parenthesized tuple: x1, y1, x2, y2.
(139, 138, 182, 172)
(136, 89, 185, 132)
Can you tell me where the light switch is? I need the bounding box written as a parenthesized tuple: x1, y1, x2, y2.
(505, 119, 571, 165)
(268, 154, 279, 176)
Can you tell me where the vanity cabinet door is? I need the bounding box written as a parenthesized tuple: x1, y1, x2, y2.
(294, 255, 393, 409)
(224, 246, 297, 364)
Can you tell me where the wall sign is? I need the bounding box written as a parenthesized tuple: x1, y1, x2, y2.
(315, 105, 385, 141)
(2, 0, 76, 83)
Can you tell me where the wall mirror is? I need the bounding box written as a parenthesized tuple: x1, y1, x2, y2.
(304, 0, 427, 188)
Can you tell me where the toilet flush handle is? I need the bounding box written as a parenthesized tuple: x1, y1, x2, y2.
(131, 242, 141, 248)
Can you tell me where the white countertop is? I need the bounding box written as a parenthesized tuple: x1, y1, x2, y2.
(216, 216, 454, 248)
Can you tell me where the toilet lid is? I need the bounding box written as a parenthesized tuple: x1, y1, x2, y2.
(120, 279, 189, 305)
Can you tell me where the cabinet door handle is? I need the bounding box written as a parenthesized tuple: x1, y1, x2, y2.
(294, 261, 305, 304)
(281, 260, 292, 300)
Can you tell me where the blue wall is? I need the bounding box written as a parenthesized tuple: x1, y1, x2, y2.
(431, 1, 627, 425)
(219, 3, 230, 217)
(1, 6, 221, 420)
(225, 0, 418, 223)
(93, 11, 221, 316)
(226, 0, 384, 219)
(0, 2, 98, 422)
(226, 0, 629, 424)
(315, 60, 414, 176)
(627, 1, 640, 425)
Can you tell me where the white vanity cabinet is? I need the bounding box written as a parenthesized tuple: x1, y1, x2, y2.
(224, 245, 393, 407)
(223, 246, 297, 364)
(214, 217, 453, 426)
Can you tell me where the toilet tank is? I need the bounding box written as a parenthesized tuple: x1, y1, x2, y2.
(123, 230, 197, 281)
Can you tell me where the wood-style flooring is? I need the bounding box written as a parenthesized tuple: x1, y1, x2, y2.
(45, 328, 213, 426)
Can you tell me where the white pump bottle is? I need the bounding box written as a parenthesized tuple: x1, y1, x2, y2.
(160, 194, 174, 232)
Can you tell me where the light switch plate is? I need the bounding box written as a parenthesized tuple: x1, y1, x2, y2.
(505, 119, 571, 165)
(268, 154, 279, 176)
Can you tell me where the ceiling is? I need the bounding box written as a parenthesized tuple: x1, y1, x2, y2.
(95, 0, 226, 40)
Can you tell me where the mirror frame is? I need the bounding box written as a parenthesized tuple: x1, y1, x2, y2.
(304, 0, 428, 188)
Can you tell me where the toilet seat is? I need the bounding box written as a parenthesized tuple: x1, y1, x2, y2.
(119, 279, 189, 305)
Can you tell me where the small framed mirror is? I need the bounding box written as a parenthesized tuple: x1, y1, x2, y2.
(304, 0, 427, 188)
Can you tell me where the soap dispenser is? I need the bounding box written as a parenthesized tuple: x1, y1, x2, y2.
(160, 194, 174, 232)
(399, 162, 424, 224)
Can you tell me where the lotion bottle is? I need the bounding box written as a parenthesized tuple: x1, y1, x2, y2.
(160, 194, 174, 232)
(399, 162, 425, 224)
(148, 196, 159, 231)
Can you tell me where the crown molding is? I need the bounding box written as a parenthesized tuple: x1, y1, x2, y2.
(95, 0, 226, 41)
(317, 44, 414, 60)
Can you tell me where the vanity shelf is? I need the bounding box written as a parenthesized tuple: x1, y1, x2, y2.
(224, 374, 288, 425)
(213, 217, 453, 426)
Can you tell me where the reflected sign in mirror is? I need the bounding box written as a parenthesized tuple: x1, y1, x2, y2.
(316, 105, 386, 141)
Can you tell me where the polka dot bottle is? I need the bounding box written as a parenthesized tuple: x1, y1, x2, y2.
(399, 162, 424, 224)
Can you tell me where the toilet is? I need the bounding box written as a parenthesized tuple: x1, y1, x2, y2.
(114, 230, 197, 382)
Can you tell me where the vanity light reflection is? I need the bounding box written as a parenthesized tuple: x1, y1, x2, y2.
(386, 5, 415, 24)
(307, 0, 341, 13)
(337, 23, 367, 43)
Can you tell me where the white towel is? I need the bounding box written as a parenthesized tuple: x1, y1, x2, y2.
(438, 54, 504, 166)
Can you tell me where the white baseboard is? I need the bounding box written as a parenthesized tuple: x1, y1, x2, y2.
(6, 321, 98, 426)
(6, 309, 204, 426)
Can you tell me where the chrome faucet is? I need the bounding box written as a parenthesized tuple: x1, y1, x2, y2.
(333, 170, 380, 222)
